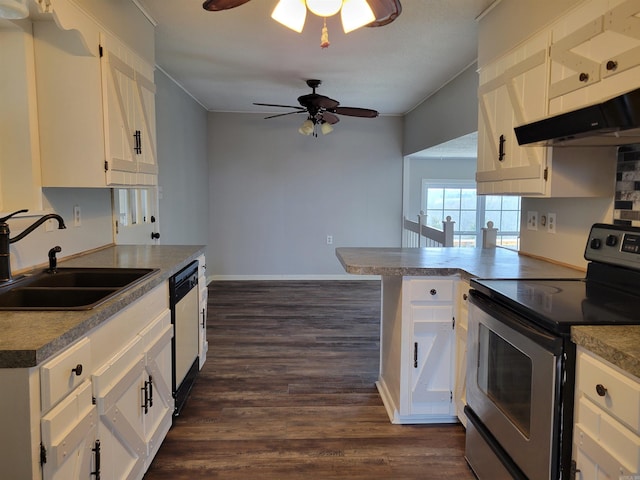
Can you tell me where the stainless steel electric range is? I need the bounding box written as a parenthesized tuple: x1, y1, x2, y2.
(465, 223, 640, 480)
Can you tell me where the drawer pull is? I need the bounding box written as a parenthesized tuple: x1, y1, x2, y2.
(430, 289, 437, 296)
(606, 60, 618, 71)
(71, 364, 83, 376)
(579, 72, 589, 82)
(595, 384, 607, 397)
(463, 293, 468, 301)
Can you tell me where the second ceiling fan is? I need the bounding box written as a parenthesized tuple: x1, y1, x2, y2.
(254, 79, 379, 136)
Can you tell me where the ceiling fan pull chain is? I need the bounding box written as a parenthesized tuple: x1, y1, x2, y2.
(320, 18, 330, 49)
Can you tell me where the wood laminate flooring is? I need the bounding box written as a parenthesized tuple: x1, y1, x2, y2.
(144, 280, 474, 479)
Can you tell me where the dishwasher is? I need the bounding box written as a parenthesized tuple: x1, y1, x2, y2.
(169, 260, 200, 416)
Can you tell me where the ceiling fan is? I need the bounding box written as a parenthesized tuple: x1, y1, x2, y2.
(202, 0, 402, 28)
(254, 79, 379, 136)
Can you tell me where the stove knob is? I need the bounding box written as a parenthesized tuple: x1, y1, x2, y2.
(589, 238, 602, 249)
(606, 235, 618, 247)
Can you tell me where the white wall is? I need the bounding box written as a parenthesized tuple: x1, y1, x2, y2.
(156, 70, 209, 257)
(207, 112, 403, 278)
(403, 65, 479, 156)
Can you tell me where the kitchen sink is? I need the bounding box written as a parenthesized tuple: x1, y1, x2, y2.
(0, 268, 158, 310)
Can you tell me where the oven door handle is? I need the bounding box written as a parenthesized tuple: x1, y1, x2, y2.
(469, 290, 564, 355)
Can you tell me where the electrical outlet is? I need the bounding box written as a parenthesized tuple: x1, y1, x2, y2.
(326, 235, 333, 245)
(73, 205, 81, 227)
(547, 213, 556, 234)
(527, 211, 538, 231)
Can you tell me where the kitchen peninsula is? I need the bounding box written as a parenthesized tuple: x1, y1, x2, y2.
(336, 246, 583, 424)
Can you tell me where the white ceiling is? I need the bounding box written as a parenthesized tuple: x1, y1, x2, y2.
(138, 0, 495, 120)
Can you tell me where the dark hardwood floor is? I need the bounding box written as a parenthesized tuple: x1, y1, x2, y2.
(144, 281, 474, 479)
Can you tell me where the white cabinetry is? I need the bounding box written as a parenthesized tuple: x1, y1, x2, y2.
(33, 6, 157, 187)
(0, 281, 172, 480)
(549, 0, 640, 115)
(377, 276, 456, 424)
(477, 31, 550, 195)
(572, 347, 640, 478)
(198, 255, 208, 369)
(453, 279, 470, 427)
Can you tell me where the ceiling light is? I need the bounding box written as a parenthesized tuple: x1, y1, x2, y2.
(271, 0, 307, 33)
(0, 0, 28, 19)
(341, 0, 375, 33)
(320, 122, 333, 135)
(305, 0, 342, 17)
(271, 0, 375, 47)
(298, 118, 315, 136)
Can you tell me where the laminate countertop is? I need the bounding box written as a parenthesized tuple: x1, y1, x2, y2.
(336, 247, 640, 380)
(335, 247, 585, 280)
(0, 245, 205, 369)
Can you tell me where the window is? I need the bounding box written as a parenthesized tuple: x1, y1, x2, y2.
(422, 181, 521, 248)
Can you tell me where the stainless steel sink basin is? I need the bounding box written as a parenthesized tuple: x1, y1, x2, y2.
(0, 267, 158, 310)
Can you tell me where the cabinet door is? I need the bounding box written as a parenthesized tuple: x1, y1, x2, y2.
(410, 305, 455, 416)
(549, 0, 640, 115)
(92, 335, 146, 480)
(139, 309, 174, 467)
(454, 281, 470, 426)
(41, 381, 98, 480)
(477, 32, 549, 195)
(134, 70, 158, 183)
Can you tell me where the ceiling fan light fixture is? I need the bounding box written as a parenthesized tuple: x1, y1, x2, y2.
(298, 118, 315, 135)
(340, 0, 375, 33)
(305, 0, 342, 17)
(271, 0, 307, 33)
(320, 121, 334, 135)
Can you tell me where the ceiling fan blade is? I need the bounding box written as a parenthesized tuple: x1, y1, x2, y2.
(298, 94, 340, 110)
(263, 111, 308, 119)
(366, 0, 402, 27)
(322, 112, 340, 125)
(202, 0, 251, 11)
(254, 102, 305, 110)
(330, 107, 379, 118)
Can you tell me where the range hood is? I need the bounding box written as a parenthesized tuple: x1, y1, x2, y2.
(514, 87, 640, 147)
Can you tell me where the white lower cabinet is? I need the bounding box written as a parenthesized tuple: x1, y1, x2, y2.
(453, 280, 470, 427)
(0, 281, 172, 480)
(573, 347, 640, 478)
(377, 276, 456, 424)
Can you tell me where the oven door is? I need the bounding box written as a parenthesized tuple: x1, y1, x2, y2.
(466, 290, 563, 480)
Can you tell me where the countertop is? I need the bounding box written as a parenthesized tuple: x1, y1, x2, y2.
(335, 247, 585, 280)
(0, 244, 205, 368)
(572, 326, 640, 379)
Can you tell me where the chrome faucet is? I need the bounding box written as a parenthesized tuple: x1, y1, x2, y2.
(0, 209, 66, 283)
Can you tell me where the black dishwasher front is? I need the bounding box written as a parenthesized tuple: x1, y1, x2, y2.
(169, 260, 200, 415)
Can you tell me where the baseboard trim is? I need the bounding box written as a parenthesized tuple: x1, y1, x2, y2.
(208, 274, 381, 281)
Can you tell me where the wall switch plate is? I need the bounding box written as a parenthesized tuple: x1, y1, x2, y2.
(547, 213, 556, 234)
(73, 205, 81, 227)
(326, 235, 333, 245)
(527, 211, 538, 231)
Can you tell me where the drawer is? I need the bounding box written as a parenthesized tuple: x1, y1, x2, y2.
(406, 278, 453, 303)
(577, 349, 640, 434)
(41, 337, 92, 412)
(575, 397, 640, 474)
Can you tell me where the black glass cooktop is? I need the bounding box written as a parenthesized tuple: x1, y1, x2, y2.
(471, 277, 640, 334)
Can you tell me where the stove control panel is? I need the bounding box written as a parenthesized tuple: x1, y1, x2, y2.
(586, 224, 640, 268)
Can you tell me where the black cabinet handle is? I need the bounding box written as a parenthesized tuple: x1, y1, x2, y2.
(148, 375, 153, 408)
(579, 72, 589, 82)
(463, 293, 468, 301)
(71, 364, 83, 376)
(595, 384, 607, 397)
(91, 440, 101, 479)
(606, 60, 618, 71)
(414, 342, 418, 368)
(133, 130, 142, 154)
(142, 381, 149, 414)
(498, 134, 505, 162)
(202, 308, 206, 328)
(151, 232, 160, 240)
(430, 289, 437, 296)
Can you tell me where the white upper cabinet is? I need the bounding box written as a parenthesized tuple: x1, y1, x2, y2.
(477, 31, 550, 195)
(33, 2, 157, 187)
(549, 0, 640, 115)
